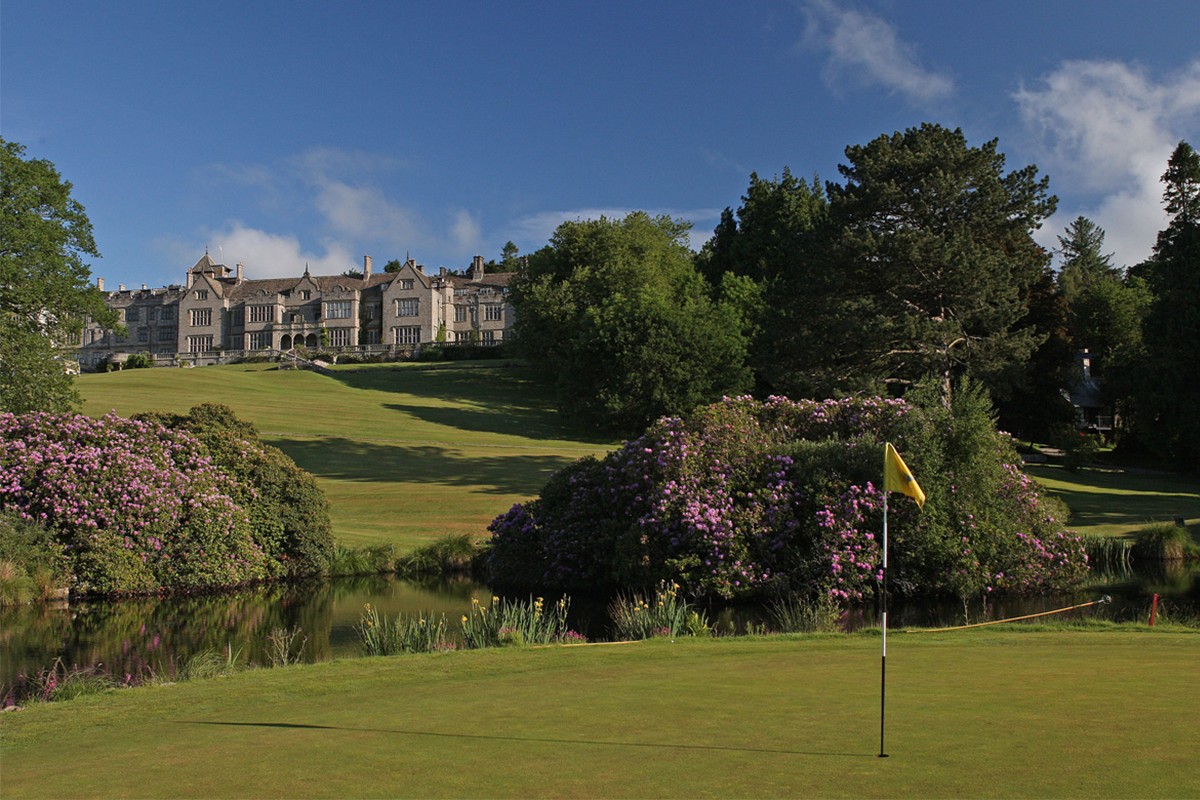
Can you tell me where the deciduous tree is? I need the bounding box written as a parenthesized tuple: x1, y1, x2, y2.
(511, 212, 751, 433)
(0, 138, 116, 412)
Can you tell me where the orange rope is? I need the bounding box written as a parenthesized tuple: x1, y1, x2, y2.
(904, 596, 1112, 633)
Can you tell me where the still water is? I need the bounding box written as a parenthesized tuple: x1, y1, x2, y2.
(3, 563, 1197, 692)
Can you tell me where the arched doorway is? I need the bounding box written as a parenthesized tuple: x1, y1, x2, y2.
(305, 333, 318, 348)
(280, 334, 292, 350)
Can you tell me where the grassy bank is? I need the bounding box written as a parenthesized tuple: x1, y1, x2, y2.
(2, 631, 1196, 798)
(77, 362, 614, 551)
(1027, 463, 1200, 539)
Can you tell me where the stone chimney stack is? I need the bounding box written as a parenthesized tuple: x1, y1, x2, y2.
(186, 271, 194, 289)
(118, 284, 126, 292)
(97, 277, 105, 292)
(364, 255, 372, 278)
(141, 284, 148, 290)
(470, 255, 484, 280)
(236, 263, 244, 282)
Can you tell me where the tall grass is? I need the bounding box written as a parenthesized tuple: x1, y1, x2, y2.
(357, 604, 452, 655)
(766, 594, 842, 633)
(394, 534, 480, 578)
(460, 595, 578, 648)
(1131, 522, 1200, 561)
(1080, 534, 1134, 572)
(329, 544, 395, 576)
(608, 581, 710, 640)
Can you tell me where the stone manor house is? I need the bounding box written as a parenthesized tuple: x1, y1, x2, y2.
(76, 253, 515, 369)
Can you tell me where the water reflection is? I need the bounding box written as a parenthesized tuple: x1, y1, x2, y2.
(2, 563, 1196, 691)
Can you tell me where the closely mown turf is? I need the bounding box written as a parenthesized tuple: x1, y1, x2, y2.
(1, 631, 1196, 798)
(1027, 463, 1200, 539)
(77, 362, 615, 550)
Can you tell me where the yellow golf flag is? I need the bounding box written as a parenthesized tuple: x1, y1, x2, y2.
(884, 443, 925, 508)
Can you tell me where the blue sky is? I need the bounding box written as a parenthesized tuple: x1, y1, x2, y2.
(3, 1, 1198, 289)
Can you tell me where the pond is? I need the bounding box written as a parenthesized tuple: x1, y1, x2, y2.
(3, 562, 1197, 697)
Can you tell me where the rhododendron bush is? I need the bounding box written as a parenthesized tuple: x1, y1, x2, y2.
(0, 408, 331, 595)
(486, 385, 1087, 601)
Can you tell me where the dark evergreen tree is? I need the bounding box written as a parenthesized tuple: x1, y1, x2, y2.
(822, 124, 1058, 405)
(1136, 141, 1200, 467)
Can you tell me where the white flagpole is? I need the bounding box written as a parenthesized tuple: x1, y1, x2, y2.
(880, 490, 889, 758)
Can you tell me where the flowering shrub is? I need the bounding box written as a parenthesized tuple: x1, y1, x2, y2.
(0, 410, 326, 594)
(486, 388, 1088, 602)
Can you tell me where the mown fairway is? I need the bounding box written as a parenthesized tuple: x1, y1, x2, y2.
(1027, 464, 1200, 539)
(77, 362, 615, 550)
(2, 631, 1197, 799)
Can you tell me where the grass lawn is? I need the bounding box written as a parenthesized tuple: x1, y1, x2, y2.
(77, 362, 616, 551)
(2, 631, 1196, 799)
(1027, 463, 1200, 539)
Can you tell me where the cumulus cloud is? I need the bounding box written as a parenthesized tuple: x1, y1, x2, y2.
(206, 223, 358, 279)
(801, 0, 953, 103)
(1015, 59, 1200, 267)
(191, 146, 487, 270)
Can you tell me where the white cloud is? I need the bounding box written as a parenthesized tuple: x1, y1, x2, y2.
(801, 0, 953, 103)
(1015, 59, 1200, 267)
(194, 146, 486, 269)
(181, 222, 357, 279)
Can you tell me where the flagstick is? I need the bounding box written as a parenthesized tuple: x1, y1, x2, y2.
(879, 492, 888, 758)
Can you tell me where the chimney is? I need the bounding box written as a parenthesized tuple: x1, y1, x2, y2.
(186, 272, 194, 289)
(97, 277, 105, 292)
(236, 263, 244, 282)
(416, 264, 423, 273)
(440, 267, 447, 277)
(471, 255, 485, 280)
(141, 283, 148, 290)
(118, 284, 126, 292)
(364, 255, 372, 278)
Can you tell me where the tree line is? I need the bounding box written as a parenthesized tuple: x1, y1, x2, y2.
(3, 126, 1197, 468)
(508, 124, 1199, 470)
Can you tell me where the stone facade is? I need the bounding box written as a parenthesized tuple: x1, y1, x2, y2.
(77, 254, 515, 369)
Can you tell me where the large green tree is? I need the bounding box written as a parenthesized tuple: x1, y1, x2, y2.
(1136, 141, 1200, 466)
(695, 170, 829, 393)
(511, 212, 751, 434)
(0, 138, 116, 412)
(818, 124, 1058, 404)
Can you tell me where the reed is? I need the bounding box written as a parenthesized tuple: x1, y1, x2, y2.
(766, 594, 842, 633)
(329, 544, 395, 576)
(1131, 522, 1200, 562)
(393, 534, 480, 578)
(608, 581, 709, 640)
(460, 594, 575, 648)
(1080, 534, 1134, 571)
(357, 604, 452, 655)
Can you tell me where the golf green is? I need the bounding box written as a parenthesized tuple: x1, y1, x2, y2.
(2, 631, 1196, 798)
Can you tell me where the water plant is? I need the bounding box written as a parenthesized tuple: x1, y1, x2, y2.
(394, 534, 480, 578)
(1080, 534, 1134, 572)
(1131, 522, 1200, 561)
(357, 605, 452, 656)
(264, 626, 309, 667)
(460, 594, 575, 648)
(330, 544, 395, 576)
(766, 593, 842, 633)
(608, 581, 709, 640)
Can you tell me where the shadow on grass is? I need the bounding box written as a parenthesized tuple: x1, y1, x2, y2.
(183, 720, 873, 758)
(1026, 464, 1200, 538)
(326, 362, 612, 445)
(273, 436, 578, 495)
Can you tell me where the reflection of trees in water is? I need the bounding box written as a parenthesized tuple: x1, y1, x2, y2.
(4, 565, 1198, 693)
